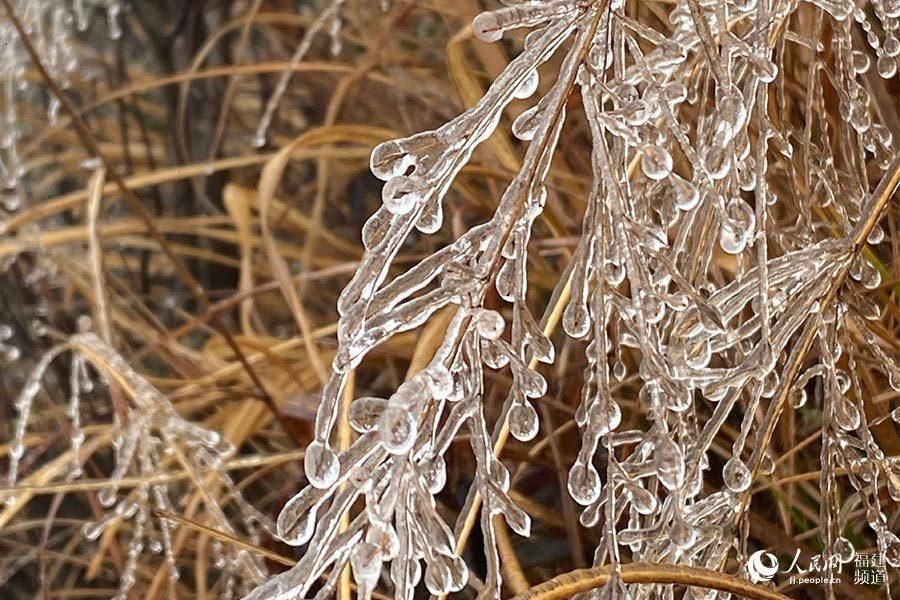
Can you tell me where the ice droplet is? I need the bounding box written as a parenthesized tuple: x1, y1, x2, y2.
(473, 12, 503, 42)
(304, 441, 340, 488)
(474, 309, 505, 340)
(640, 144, 673, 180)
(723, 457, 752, 492)
(419, 453, 447, 493)
(671, 509, 696, 548)
(588, 399, 621, 436)
(508, 401, 539, 441)
(834, 396, 861, 431)
(833, 537, 856, 563)
(350, 542, 381, 587)
(378, 406, 417, 454)
(718, 197, 756, 254)
(877, 55, 897, 78)
(568, 461, 601, 505)
(514, 69, 539, 99)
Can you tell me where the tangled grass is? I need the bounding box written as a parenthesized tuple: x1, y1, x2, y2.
(0, 0, 899, 599)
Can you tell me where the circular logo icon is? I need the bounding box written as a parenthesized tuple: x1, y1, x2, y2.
(747, 550, 779, 583)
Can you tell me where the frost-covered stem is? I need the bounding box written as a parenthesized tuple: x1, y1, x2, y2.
(253, 0, 345, 147)
(737, 155, 900, 522)
(450, 2, 609, 562)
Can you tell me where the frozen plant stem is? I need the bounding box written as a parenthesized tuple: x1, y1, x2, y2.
(2, 0, 899, 598)
(509, 562, 792, 600)
(737, 155, 900, 522)
(449, 0, 609, 567)
(246, 0, 900, 595)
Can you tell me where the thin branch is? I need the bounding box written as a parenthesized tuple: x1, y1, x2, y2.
(510, 563, 792, 600)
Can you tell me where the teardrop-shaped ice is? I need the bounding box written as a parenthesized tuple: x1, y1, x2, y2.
(490, 456, 511, 492)
(416, 196, 444, 233)
(628, 482, 658, 515)
(366, 522, 401, 559)
(472, 11, 504, 42)
(670, 174, 700, 211)
(671, 509, 696, 549)
(508, 401, 539, 441)
(683, 337, 712, 369)
(834, 396, 861, 431)
(377, 406, 417, 454)
(447, 554, 468, 592)
(305, 441, 340, 489)
(704, 145, 731, 180)
(563, 299, 591, 339)
(514, 69, 539, 99)
(424, 557, 453, 594)
(381, 175, 423, 215)
(723, 456, 752, 492)
(474, 309, 505, 340)
(877, 55, 897, 78)
(277, 486, 320, 545)
(588, 399, 621, 436)
(370, 139, 415, 181)
(82, 518, 109, 541)
(350, 542, 382, 587)
(348, 396, 388, 433)
(852, 50, 871, 74)
(92, 475, 119, 503)
(718, 197, 756, 254)
(511, 105, 541, 141)
(715, 91, 747, 141)
(655, 434, 685, 490)
(419, 453, 447, 493)
(640, 144, 673, 180)
(568, 461, 601, 505)
(832, 537, 856, 563)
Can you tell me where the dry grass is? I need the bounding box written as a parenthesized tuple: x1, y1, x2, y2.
(0, 0, 898, 599)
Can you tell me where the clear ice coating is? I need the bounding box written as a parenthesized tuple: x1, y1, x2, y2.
(2, 0, 894, 598)
(8, 333, 270, 598)
(252, 0, 347, 148)
(238, 0, 900, 595)
(0, 0, 127, 232)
